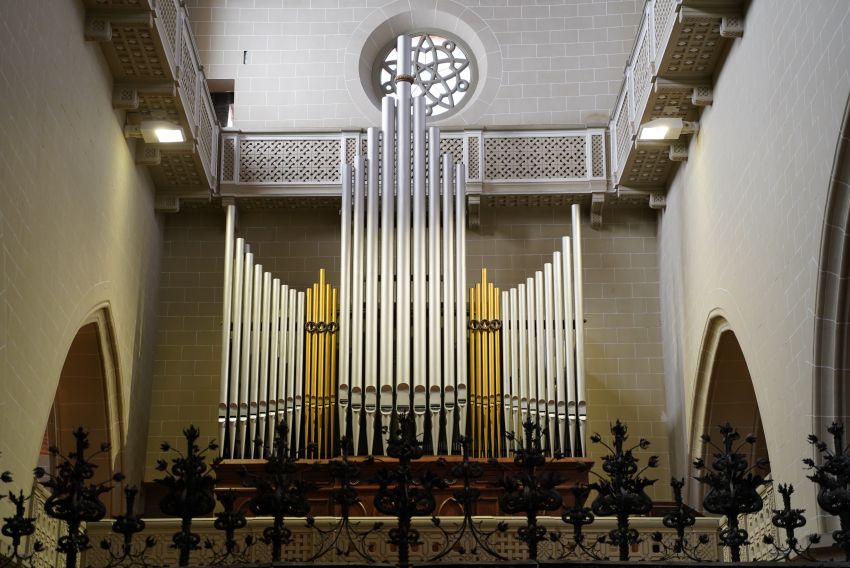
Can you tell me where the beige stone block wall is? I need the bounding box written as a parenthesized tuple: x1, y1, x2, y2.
(0, 1, 162, 491)
(147, 204, 670, 496)
(657, 0, 850, 515)
(183, 0, 642, 129)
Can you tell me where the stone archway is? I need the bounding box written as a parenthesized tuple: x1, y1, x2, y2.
(689, 315, 770, 507)
(813, 90, 850, 433)
(41, 308, 124, 512)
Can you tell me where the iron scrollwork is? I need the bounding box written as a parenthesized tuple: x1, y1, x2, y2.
(35, 428, 124, 568)
(587, 420, 658, 561)
(650, 478, 710, 561)
(305, 436, 381, 562)
(805, 421, 850, 561)
(428, 437, 508, 561)
(693, 422, 769, 562)
(498, 419, 563, 560)
(240, 419, 312, 563)
(154, 425, 219, 567)
(373, 413, 449, 568)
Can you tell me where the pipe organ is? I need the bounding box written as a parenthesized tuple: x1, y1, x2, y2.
(218, 35, 588, 461)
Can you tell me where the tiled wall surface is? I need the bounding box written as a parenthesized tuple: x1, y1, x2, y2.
(0, 2, 162, 490)
(658, 0, 850, 516)
(146, 204, 670, 495)
(183, 0, 642, 129)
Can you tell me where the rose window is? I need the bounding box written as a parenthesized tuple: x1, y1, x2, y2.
(377, 33, 474, 118)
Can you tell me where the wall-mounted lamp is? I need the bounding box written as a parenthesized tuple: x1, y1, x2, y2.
(637, 117, 698, 141)
(140, 120, 185, 144)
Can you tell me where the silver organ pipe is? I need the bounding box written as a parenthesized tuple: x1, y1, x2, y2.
(427, 126, 442, 454)
(454, 163, 467, 445)
(571, 204, 588, 453)
(218, 205, 235, 454)
(543, 263, 556, 452)
(338, 163, 352, 442)
(396, 33, 412, 424)
(442, 153, 456, 452)
(552, 252, 569, 455)
(258, 272, 272, 455)
(534, 271, 546, 443)
(248, 263, 262, 457)
(364, 125, 380, 455)
(412, 96, 427, 437)
(379, 95, 396, 451)
(238, 251, 253, 457)
(349, 148, 366, 453)
(500, 221, 588, 456)
(217, 34, 590, 460)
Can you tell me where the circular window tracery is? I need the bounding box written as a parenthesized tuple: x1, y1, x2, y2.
(377, 33, 475, 118)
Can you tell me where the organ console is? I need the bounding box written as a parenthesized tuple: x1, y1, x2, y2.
(217, 35, 588, 461)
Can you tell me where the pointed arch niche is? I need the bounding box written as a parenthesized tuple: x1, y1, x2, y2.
(689, 316, 770, 506)
(813, 90, 850, 432)
(39, 308, 124, 512)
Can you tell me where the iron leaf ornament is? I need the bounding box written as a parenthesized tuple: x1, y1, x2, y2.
(761, 483, 820, 561)
(587, 420, 658, 561)
(650, 478, 711, 561)
(240, 419, 312, 563)
(498, 419, 564, 560)
(373, 413, 450, 568)
(35, 428, 124, 568)
(693, 422, 769, 562)
(155, 425, 219, 567)
(805, 421, 850, 561)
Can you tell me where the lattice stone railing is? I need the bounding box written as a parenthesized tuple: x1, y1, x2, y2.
(608, 0, 742, 191)
(220, 129, 607, 197)
(82, 0, 220, 192)
(155, 0, 219, 188)
(24, 483, 67, 568)
(609, 0, 679, 186)
(82, 514, 720, 565)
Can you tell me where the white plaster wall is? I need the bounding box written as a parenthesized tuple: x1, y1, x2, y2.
(184, 0, 642, 129)
(658, 0, 850, 514)
(0, 1, 163, 489)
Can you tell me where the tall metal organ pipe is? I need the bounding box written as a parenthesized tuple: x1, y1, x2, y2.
(216, 35, 590, 460)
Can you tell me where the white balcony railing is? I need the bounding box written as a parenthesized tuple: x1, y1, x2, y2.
(153, 0, 219, 188)
(219, 129, 607, 197)
(609, 0, 680, 185)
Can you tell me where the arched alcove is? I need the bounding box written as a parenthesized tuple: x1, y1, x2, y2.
(689, 316, 770, 507)
(813, 89, 850, 432)
(40, 309, 124, 513)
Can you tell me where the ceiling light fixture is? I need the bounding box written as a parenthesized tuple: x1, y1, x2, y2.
(140, 120, 186, 144)
(637, 117, 697, 141)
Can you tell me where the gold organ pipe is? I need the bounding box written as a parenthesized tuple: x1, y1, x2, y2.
(468, 285, 476, 456)
(480, 274, 487, 457)
(486, 281, 492, 456)
(329, 287, 338, 458)
(493, 283, 502, 458)
(305, 286, 314, 456)
(483, 278, 490, 458)
(322, 282, 332, 458)
(312, 278, 322, 457)
(300, 270, 340, 459)
(474, 281, 480, 459)
(316, 271, 327, 458)
(484, 280, 492, 457)
(467, 269, 510, 457)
